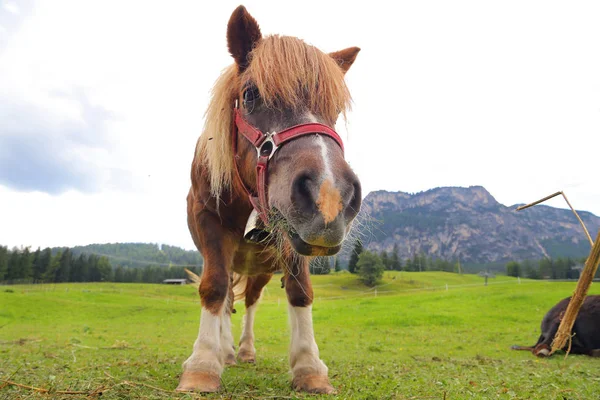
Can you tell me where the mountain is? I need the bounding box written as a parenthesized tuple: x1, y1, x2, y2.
(52, 243, 202, 268)
(360, 186, 599, 264)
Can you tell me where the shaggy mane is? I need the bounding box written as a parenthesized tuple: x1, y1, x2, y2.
(195, 35, 352, 198)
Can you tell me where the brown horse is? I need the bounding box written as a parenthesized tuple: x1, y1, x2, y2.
(176, 6, 361, 394)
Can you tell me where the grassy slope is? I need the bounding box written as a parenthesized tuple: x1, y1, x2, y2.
(1, 272, 599, 399)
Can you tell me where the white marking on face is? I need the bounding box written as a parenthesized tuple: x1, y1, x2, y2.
(315, 135, 334, 184)
(304, 111, 319, 123)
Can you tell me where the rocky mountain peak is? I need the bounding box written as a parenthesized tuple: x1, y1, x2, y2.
(359, 186, 599, 264)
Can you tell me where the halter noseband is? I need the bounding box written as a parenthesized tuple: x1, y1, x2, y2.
(232, 104, 345, 227)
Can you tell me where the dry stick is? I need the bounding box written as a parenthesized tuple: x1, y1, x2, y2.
(121, 380, 173, 393)
(0, 367, 22, 390)
(1, 379, 105, 397)
(103, 371, 173, 394)
(550, 229, 600, 355)
(559, 192, 594, 246)
(516, 191, 594, 246)
(86, 386, 107, 399)
(0, 380, 49, 393)
(0, 379, 95, 395)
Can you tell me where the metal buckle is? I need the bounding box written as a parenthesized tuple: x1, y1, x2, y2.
(257, 133, 278, 160)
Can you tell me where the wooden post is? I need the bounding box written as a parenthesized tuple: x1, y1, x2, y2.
(551, 230, 600, 355)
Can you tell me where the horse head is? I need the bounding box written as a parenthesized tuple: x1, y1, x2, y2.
(228, 6, 362, 256)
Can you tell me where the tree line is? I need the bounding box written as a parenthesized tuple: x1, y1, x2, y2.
(343, 239, 597, 285)
(346, 240, 461, 274)
(68, 243, 202, 268)
(505, 257, 596, 280)
(0, 246, 202, 284)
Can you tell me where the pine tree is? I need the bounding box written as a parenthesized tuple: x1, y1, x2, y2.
(418, 253, 427, 271)
(57, 249, 72, 282)
(357, 251, 384, 287)
(405, 254, 420, 272)
(334, 257, 342, 272)
(348, 239, 363, 274)
(523, 259, 539, 279)
(114, 266, 125, 282)
(7, 247, 22, 280)
(0, 246, 8, 281)
(506, 261, 522, 277)
(380, 250, 391, 270)
(37, 248, 52, 282)
(97, 256, 113, 281)
(539, 258, 554, 279)
(23, 248, 33, 280)
(454, 259, 462, 274)
(390, 244, 402, 271)
(79, 254, 90, 282)
(45, 252, 61, 282)
(31, 248, 43, 281)
(70, 253, 81, 282)
(88, 254, 101, 281)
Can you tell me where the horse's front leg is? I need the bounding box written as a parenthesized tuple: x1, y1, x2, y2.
(176, 212, 238, 392)
(284, 257, 335, 394)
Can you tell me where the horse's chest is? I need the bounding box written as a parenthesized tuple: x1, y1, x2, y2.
(232, 242, 281, 275)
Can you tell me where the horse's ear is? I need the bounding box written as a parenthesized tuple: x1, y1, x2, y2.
(227, 6, 262, 72)
(329, 47, 361, 74)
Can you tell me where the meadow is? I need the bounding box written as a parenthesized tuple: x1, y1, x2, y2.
(1, 271, 599, 399)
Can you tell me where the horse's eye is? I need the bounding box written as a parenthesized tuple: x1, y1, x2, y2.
(243, 86, 260, 107)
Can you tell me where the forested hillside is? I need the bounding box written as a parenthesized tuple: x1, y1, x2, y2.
(59, 242, 203, 268)
(0, 243, 202, 284)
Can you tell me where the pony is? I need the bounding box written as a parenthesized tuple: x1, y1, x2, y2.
(176, 5, 362, 394)
(512, 295, 600, 357)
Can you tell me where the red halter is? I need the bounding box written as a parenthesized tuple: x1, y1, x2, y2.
(232, 105, 345, 224)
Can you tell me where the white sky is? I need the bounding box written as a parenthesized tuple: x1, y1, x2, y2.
(0, 0, 599, 250)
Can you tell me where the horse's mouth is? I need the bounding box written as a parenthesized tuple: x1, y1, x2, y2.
(287, 231, 342, 256)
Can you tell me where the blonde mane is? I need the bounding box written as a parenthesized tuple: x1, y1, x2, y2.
(195, 35, 352, 198)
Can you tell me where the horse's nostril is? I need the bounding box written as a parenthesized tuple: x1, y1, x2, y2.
(291, 173, 316, 213)
(346, 179, 362, 219)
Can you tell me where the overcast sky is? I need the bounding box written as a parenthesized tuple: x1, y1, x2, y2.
(1, 0, 599, 250)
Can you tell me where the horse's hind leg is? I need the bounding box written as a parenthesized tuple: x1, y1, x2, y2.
(284, 257, 334, 394)
(177, 212, 238, 393)
(221, 282, 236, 365)
(238, 273, 272, 363)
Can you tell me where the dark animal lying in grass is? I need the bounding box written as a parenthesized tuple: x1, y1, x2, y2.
(512, 294, 600, 357)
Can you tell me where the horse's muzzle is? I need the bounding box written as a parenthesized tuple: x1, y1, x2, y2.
(288, 231, 342, 256)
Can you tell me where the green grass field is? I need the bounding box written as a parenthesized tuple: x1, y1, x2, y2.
(1, 272, 599, 399)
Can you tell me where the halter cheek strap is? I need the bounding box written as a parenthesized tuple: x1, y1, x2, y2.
(232, 106, 344, 225)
